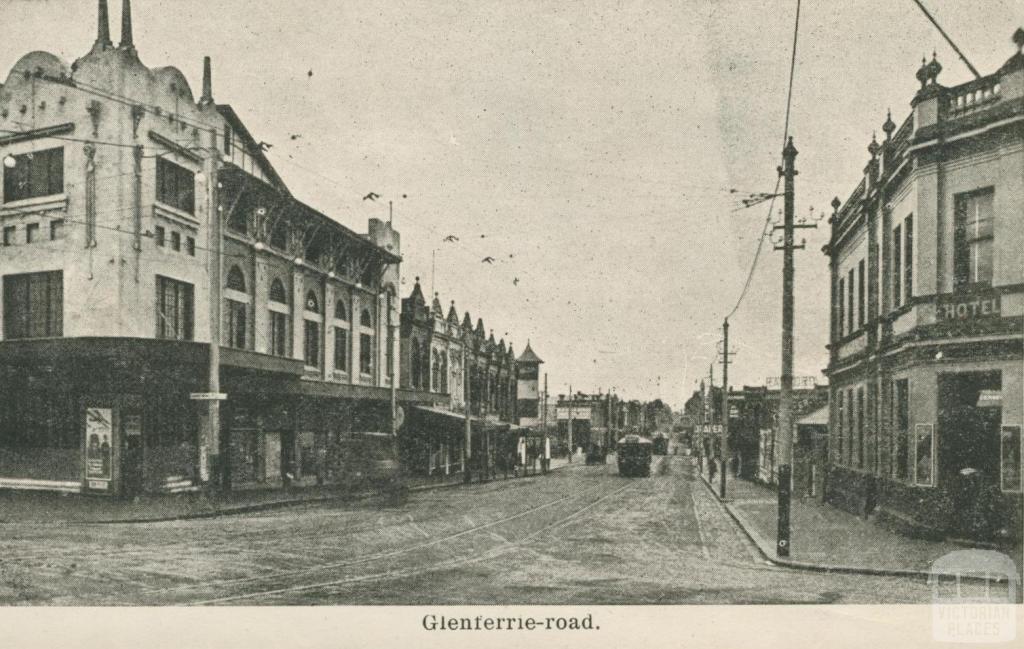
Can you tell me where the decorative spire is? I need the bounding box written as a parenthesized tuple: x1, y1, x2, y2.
(94, 0, 112, 51)
(916, 56, 929, 88)
(119, 0, 134, 50)
(926, 51, 942, 84)
(199, 56, 214, 107)
(868, 132, 880, 159)
(882, 109, 896, 140)
(1014, 27, 1024, 54)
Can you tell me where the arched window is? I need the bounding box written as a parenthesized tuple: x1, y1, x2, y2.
(360, 309, 372, 328)
(226, 266, 246, 292)
(411, 339, 421, 388)
(305, 290, 320, 313)
(269, 278, 288, 304)
(440, 353, 448, 393)
(335, 299, 348, 321)
(432, 350, 441, 391)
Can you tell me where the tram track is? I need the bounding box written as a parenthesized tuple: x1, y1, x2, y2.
(188, 473, 649, 605)
(123, 469, 635, 604)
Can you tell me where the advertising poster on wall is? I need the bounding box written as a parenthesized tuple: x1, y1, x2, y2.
(85, 407, 113, 490)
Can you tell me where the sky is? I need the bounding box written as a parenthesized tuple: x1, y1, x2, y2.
(3, 0, 1022, 407)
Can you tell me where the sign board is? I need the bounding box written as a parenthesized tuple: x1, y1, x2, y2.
(122, 413, 142, 437)
(935, 292, 1001, 321)
(190, 392, 228, 401)
(556, 406, 592, 420)
(766, 376, 818, 390)
(977, 390, 1002, 408)
(85, 407, 113, 485)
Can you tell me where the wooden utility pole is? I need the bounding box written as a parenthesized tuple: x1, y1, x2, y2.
(720, 318, 730, 499)
(567, 385, 573, 462)
(464, 351, 472, 484)
(774, 136, 814, 557)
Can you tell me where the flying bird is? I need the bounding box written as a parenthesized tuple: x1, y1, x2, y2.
(508, 254, 514, 259)
(481, 256, 495, 264)
(513, 277, 519, 286)
(480, 234, 486, 238)
(443, 235, 459, 242)
(290, 134, 302, 141)
(362, 192, 380, 201)
(307, 69, 314, 78)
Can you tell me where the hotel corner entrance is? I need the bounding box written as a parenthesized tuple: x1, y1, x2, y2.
(938, 371, 1002, 538)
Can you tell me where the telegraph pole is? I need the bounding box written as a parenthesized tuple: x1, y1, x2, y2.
(774, 136, 815, 557)
(464, 352, 472, 484)
(567, 385, 573, 462)
(719, 318, 733, 499)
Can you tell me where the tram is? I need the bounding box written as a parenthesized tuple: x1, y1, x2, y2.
(616, 434, 653, 477)
(651, 432, 669, 455)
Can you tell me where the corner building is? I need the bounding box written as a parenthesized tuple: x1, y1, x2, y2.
(823, 33, 1024, 541)
(0, 1, 435, 496)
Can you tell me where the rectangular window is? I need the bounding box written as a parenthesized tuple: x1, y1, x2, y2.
(894, 379, 909, 481)
(903, 215, 913, 302)
(334, 327, 348, 373)
(360, 333, 372, 375)
(25, 223, 39, 244)
(223, 126, 233, 156)
(914, 423, 934, 486)
(846, 388, 855, 466)
(170, 230, 181, 252)
(837, 277, 845, 338)
(857, 259, 866, 327)
(304, 320, 320, 367)
(2, 147, 64, 203)
(954, 188, 994, 288)
(847, 269, 855, 333)
(225, 300, 247, 349)
(185, 236, 195, 256)
(2, 271, 62, 339)
(270, 311, 288, 357)
(156, 158, 195, 215)
(155, 225, 166, 247)
(857, 386, 865, 469)
(49, 219, 64, 241)
(836, 391, 845, 465)
(867, 382, 878, 473)
(892, 223, 902, 308)
(2, 226, 15, 246)
(155, 275, 194, 341)
(1001, 425, 1022, 492)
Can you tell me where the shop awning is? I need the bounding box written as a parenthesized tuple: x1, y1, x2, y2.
(797, 405, 829, 427)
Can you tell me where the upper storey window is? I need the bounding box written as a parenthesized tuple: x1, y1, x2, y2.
(156, 158, 195, 215)
(954, 188, 994, 289)
(3, 148, 63, 203)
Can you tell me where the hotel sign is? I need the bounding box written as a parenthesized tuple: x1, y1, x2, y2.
(935, 291, 1001, 321)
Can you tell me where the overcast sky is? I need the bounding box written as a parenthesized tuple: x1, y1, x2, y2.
(3, 0, 1022, 406)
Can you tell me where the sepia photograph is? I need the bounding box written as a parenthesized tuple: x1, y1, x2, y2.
(0, 0, 1022, 646)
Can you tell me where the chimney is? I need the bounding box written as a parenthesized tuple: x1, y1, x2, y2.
(93, 0, 112, 52)
(199, 56, 214, 107)
(119, 0, 134, 50)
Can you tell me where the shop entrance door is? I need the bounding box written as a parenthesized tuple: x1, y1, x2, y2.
(938, 371, 1002, 538)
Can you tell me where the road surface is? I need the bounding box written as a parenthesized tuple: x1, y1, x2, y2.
(0, 456, 935, 605)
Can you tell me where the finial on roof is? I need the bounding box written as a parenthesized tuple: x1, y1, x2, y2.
(119, 0, 134, 50)
(94, 0, 112, 51)
(868, 132, 880, 159)
(926, 51, 942, 84)
(916, 56, 929, 88)
(1014, 27, 1024, 53)
(199, 56, 214, 107)
(831, 196, 841, 211)
(882, 109, 896, 140)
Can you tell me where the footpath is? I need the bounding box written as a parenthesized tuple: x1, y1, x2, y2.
(0, 456, 574, 525)
(697, 462, 1022, 578)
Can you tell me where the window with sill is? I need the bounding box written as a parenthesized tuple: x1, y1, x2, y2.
(225, 300, 247, 349)
(25, 222, 39, 244)
(334, 327, 348, 372)
(360, 333, 373, 375)
(2, 270, 62, 339)
(954, 188, 994, 289)
(49, 219, 64, 241)
(156, 275, 194, 341)
(156, 158, 195, 215)
(837, 277, 845, 338)
(304, 320, 320, 368)
(847, 268, 855, 334)
(2, 147, 63, 203)
(3, 226, 15, 246)
(894, 379, 909, 481)
(893, 223, 902, 308)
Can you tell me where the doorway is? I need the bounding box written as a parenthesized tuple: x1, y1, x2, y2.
(938, 371, 1002, 538)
